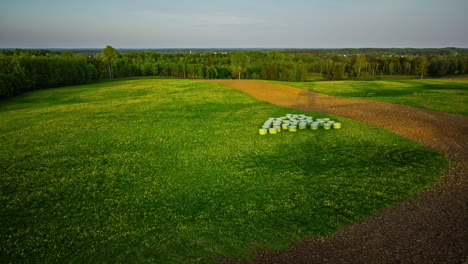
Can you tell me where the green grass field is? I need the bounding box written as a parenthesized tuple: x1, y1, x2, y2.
(304, 73, 422, 81)
(1, 79, 449, 263)
(278, 79, 468, 115)
(374, 74, 420, 80)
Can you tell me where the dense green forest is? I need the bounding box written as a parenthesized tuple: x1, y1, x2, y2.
(1, 47, 468, 99)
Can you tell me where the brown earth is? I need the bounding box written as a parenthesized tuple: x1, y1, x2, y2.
(208, 80, 468, 264)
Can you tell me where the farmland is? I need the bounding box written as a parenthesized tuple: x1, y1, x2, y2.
(0, 79, 451, 263)
(2, 47, 468, 100)
(279, 79, 468, 115)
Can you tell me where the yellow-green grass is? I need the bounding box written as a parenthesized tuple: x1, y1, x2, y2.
(1, 79, 448, 263)
(305, 72, 324, 81)
(375, 74, 419, 80)
(305, 73, 421, 81)
(277, 79, 468, 115)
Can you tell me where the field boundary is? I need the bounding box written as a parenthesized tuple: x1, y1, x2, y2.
(210, 80, 468, 264)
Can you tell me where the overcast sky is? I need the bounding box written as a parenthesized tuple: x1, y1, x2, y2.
(1, 0, 467, 49)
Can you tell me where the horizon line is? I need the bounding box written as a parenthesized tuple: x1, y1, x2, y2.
(1, 47, 468, 50)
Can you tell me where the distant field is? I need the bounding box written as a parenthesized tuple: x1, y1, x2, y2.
(0, 79, 448, 263)
(304, 73, 421, 81)
(375, 74, 419, 80)
(279, 79, 468, 115)
(305, 72, 324, 81)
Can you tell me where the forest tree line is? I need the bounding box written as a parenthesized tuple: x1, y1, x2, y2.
(1, 46, 468, 99)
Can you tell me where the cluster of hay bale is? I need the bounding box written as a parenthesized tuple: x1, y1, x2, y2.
(259, 114, 341, 135)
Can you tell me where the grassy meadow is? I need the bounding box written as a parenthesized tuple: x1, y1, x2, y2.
(279, 79, 468, 115)
(1, 79, 449, 263)
(304, 73, 422, 81)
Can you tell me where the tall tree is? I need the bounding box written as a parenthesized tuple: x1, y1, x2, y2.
(355, 54, 367, 78)
(419, 55, 429, 79)
(101, 45, 120, 79)
(230, 52, 250, 79)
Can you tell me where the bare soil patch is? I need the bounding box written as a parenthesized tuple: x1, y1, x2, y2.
(210, 80, 468, 264)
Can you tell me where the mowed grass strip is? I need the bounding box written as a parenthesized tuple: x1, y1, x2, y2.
(276, 79, 468, 115)
(1, 79, 448, 263)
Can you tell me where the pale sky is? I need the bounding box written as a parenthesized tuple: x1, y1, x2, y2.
(1, 0, 467, 49)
